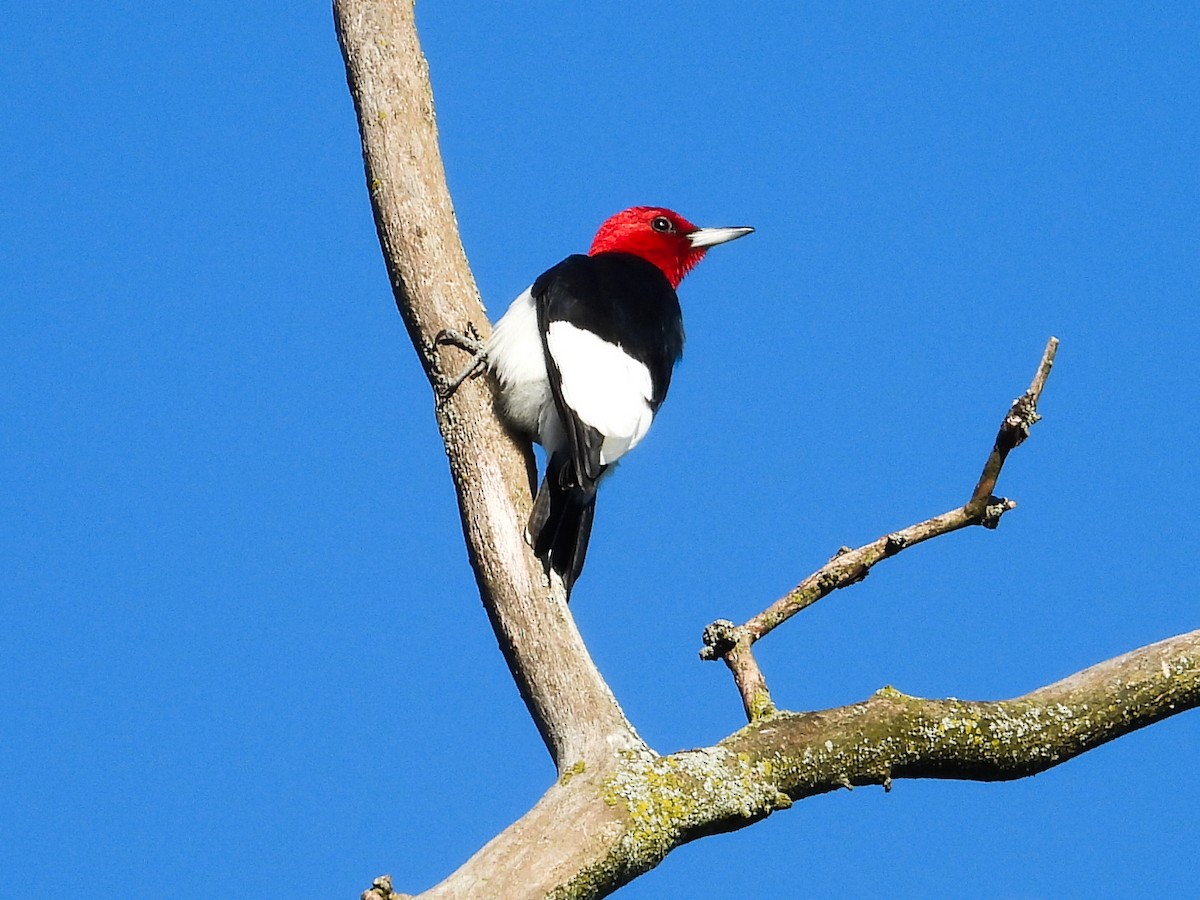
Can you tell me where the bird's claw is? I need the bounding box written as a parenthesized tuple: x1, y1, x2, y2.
(435, 324, 484, 354)
(436, 324, 488, 401)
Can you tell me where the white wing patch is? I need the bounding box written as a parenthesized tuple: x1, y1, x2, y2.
(545, 322, 654, 465)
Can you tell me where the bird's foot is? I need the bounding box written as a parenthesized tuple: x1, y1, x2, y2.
(436, 324, 485, 355)
(436, 324, 488, 400)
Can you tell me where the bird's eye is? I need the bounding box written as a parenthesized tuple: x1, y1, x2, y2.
(650, 215, 675, 233)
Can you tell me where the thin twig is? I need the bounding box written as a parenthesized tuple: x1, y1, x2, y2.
(969, 336, 1059, 509)
(702, 338, 1060, 719)
(700, 621, 776, 720)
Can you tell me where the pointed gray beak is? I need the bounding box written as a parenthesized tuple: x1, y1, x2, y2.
(687, 225, 755, 249)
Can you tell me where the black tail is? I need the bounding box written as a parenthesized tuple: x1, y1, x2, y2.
(528, 452, 596, 596)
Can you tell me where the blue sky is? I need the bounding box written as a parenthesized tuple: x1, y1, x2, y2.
(2, 3, 1197, 897)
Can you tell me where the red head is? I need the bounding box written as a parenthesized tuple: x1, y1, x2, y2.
(588, 206, 753, 288)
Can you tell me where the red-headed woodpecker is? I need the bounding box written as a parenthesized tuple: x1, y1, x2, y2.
(444, 207, 752, 593)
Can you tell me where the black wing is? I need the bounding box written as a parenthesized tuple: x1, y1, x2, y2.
(532, 252, 684, 485)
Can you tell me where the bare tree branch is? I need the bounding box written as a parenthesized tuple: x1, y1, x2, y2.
(702, 338, 1060, 721)
(723, 628, 1200, 797)
(968, 336, 1058, 511)
(333, 6, 1198, 898)
(700, 619, 776, 721)
(333, 0, 644, 769)
(416, 630, 1200, 899)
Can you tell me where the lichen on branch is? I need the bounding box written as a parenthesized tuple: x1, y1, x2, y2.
(334, 4, 1197, 898)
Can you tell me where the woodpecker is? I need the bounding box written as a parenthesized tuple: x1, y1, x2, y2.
(443, 206, 752, 593)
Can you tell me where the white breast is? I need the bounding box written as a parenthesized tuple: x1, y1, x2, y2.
(486, 287, 557, 443)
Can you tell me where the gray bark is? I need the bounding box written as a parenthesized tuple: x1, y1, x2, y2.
(334, 3, 1200, 898)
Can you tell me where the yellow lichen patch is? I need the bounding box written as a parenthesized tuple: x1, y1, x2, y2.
(600, 746, 789, 865)
(749, 690, 777, 720)
(559, 760, 586, 786)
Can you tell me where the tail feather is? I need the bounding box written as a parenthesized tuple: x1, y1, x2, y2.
(529, 453, 597, 596)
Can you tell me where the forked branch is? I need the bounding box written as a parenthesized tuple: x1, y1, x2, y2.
(702, 338, 1060, 721)
(335, 7, 1199, 899)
